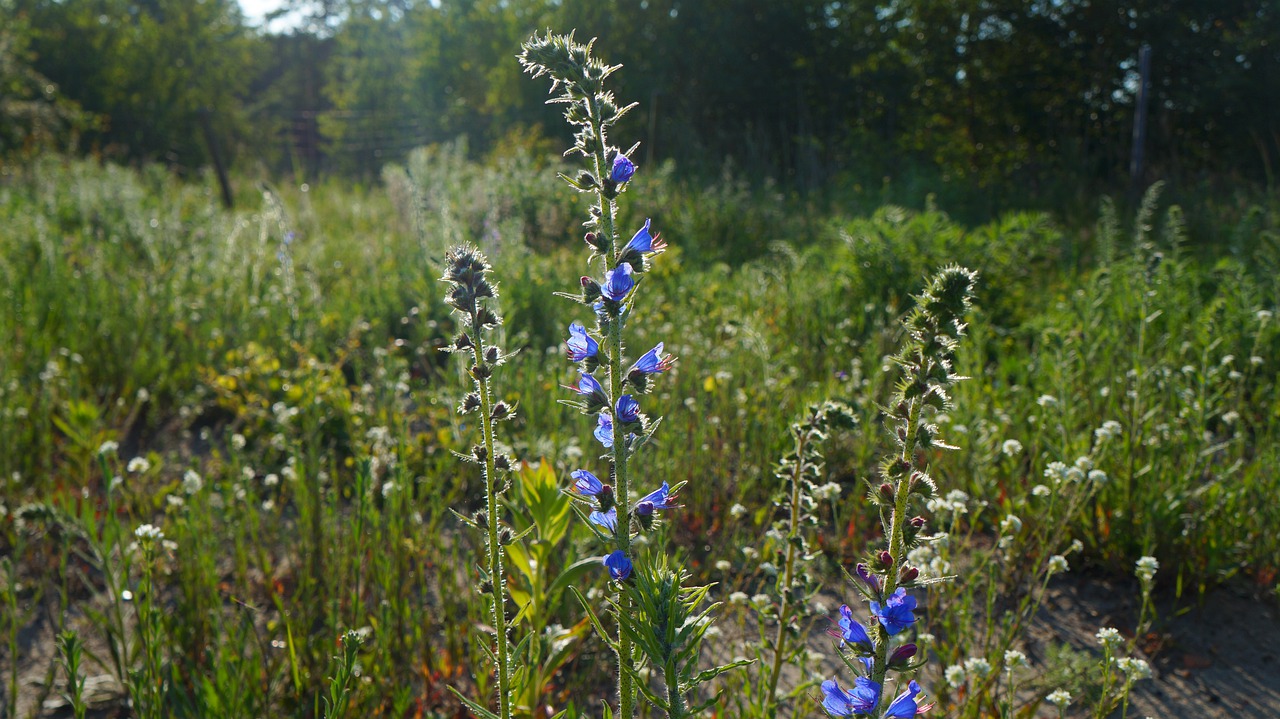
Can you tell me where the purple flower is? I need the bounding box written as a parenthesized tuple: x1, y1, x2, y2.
(601, 263, 635, 301)
(855, 563, 881, 593)
(623, 219, 666, 255)
(870, 588, 917, 636)
(630, 343, 675, 375)
(566, 321, 598, 362)
(570, 469, 604, 497)
(821, 677, 880, 716)
(590, 508, 618, 534)
(635, 482, 678, 517)
(594, 412, 614, 448)
(615, 395, 641, 424)
(611, 155, 635, 183)
(885, 680, 929, 717)
(603, 550, 632, 580)
(837, 605, 873, 647)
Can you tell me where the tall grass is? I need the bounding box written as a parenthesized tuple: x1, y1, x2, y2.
(0, 154, 1275, 716)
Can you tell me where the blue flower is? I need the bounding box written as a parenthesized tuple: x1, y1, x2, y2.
(885, 680, 929, 717)
(590, 507, 618, 534)
(615, 395, 641, 424)
(611, 155, 635, 183)
(601, 263, 635, 301)
(623, 219, 666, 255)
(837, 604, 873, 647)
(603, 550, 632, 581)
(870, 588, 917, 636)
(821, 677, 880, 716)
(570, 469, 604, 496)
(565, 372, 609, 411)
(630, 343, 675, 375)
(566, 321, 598, 362)
(594, 412, 614, 448)
(635, 482, 678, 514)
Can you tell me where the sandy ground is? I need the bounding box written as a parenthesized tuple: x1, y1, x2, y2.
(6, 574, 1279, 717)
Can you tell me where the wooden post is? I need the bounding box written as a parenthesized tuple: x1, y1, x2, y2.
(198, 108, 234, 209)
(1129, 44, 1152, 197)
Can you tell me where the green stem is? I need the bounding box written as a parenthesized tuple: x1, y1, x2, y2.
(470, 320, 512, 719)
(589, 95, 636, 719)
(765, 431, 809, 718)
(665, 659, 687, 719)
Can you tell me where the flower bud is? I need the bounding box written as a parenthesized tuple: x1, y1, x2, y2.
(473, 509, 489, 529)
(879, 550, 894, 568)
(470, 363, 492, 380)
(484, 346, 500, 364)
(494, 454, 512, 471)
(472, 444, 488, 463)
(879, 483, 894, 500)
(498, 526, 514, 545)
(900, 566, 919, 583)
(454, 332, 473, 350)
(459, 393, 481, 414)
(855, 563, 881, 593)
(476, 307, 501, 328)
(888, 643, 918, 668)
(910, 516, 927, 528)
(597, 484, 615, 512)
(580, 276, 602, 303)
(490, 402, 511, 420)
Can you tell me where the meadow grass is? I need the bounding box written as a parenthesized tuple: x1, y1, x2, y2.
(0, 152, 1276, 717)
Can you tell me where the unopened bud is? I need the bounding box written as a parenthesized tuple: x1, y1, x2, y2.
(879, 550, 894, 568)
(900, 566, 919, 583)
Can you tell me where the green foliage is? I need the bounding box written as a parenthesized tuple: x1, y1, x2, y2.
(0, 154, 1277, 716)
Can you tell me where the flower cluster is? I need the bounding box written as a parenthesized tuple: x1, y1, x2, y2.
(520, 30, 738, 718)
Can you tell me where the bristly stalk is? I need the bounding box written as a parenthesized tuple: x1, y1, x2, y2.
(819, 267, 976, 718)
(522, 30, 744, 719)
(441, 245, 518, 719)
(763, 402, 856, 718)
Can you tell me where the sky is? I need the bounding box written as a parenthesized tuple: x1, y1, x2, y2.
(238, 0, 293, 29)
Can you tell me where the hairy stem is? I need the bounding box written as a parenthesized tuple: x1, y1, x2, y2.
(765, 430, 809, 717)
(588, 95, 636, 719)
(470, 319, 512, 719)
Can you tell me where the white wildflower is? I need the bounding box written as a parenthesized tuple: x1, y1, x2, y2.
(1036, 394, 1058, 407)
(1096, 627, 1123, 648)
(1088, 469, 1109, 484)
(134, 524, 164, 541)
(813, 482, 843, 501)
(729, 503, 748, 519)
(1046, 689, 1072, 706)
(729, 592, 750, 605)
(182, 470, 203, 494)
(1048, 555, 1069, 574)
(1135, 556, 1159, 584)
(1116, 657, 1152, 679)
(944, 664, 966, 686)
(1000, 515, 1022, 535)
(127, 457, 151, 474)
(1001, 439, 1023, 456)
(1032, 484, 1051, 497)
(963, 657, 992, 677)
(715, 560, 731, 572)
(1003, 650, 1029, 669)
(98, 440, 119, 456)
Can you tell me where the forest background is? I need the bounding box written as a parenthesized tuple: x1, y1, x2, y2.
(3, 0, 1277, 216)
